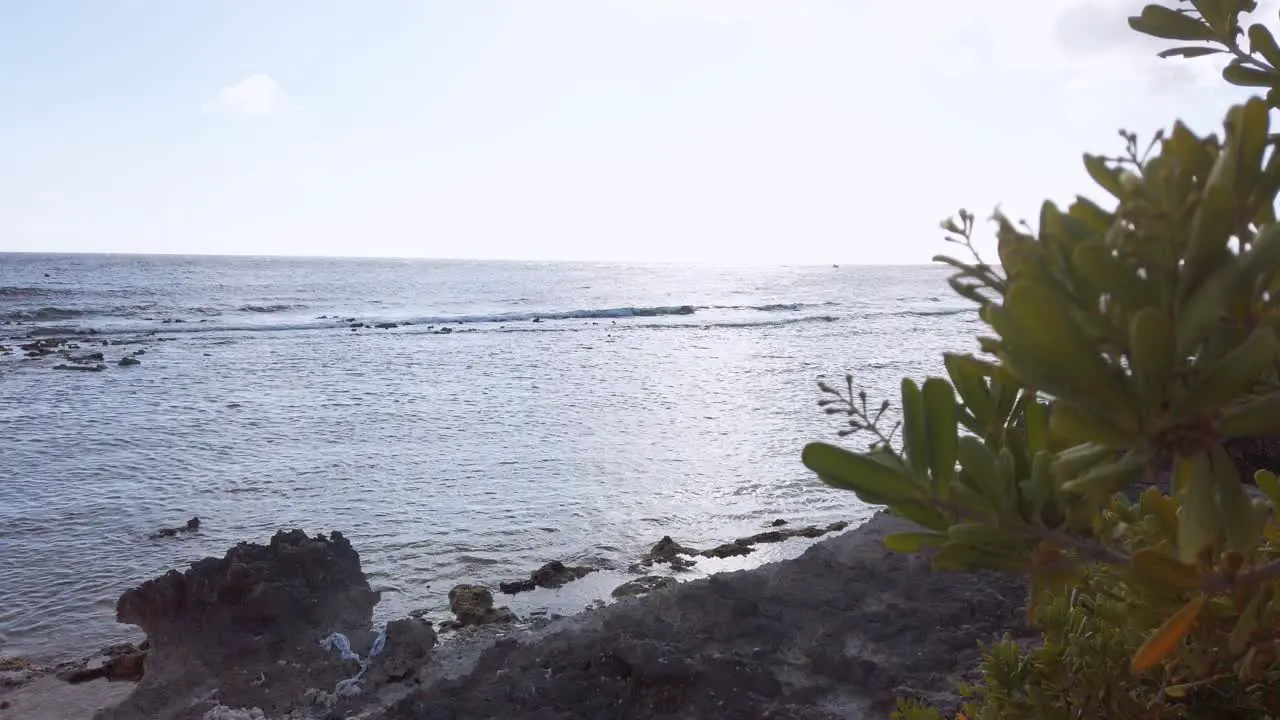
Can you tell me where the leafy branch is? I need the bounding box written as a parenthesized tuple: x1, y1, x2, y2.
(817, 374, 900, 452)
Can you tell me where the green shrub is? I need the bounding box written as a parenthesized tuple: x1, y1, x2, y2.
(807, 1, 1280, 717)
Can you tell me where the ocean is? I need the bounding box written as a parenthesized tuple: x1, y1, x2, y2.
(0, 253, 979, 662)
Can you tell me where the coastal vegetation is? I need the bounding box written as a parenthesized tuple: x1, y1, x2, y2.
(806, 1, 1280, 717)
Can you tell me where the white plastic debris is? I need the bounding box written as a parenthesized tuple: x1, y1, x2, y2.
(318, 624, 388, 696)
(201, 706, 266, 720)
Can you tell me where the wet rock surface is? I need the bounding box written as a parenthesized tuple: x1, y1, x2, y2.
(498, 561, 596, 594)
(57, 643, 148, 684)
(610, 575, 676, 598)
(638, 536, 697, 568)
(96, 530, 380, 720)
(21, 513, 1033, 719)
(441, 585, 518, 629)
(386, 513, 1032, 720)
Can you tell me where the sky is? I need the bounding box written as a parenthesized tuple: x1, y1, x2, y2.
(0, 0, 1273, 264)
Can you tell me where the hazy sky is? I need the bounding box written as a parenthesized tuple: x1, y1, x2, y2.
(0, 0, 1270, 263)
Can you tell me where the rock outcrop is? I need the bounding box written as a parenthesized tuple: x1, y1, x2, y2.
(637, 536, 698, 570)
(96, 530, 380, 720)
(440, 586, 517, 629)
(498, 561, 595, 594)
(362, 619, 437, 687)
(610, 575, 676, 598)
(150, 517, 200, 539)
(386, 513, 1032, 720)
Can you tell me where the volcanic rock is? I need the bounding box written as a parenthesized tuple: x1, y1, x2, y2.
(498, 561, 595, 595)
(441, 585, 517, 629)
(95, 530, 379, 720)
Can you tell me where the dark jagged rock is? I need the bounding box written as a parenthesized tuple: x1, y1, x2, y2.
(639, 536, 697, 567)
(96, 530, 379, 720)
(611, 576, 677, 598)
(69, 351, 104, 363)
(150, 517, 200, 539)
(499, 561, 595, 594)
(386, 513, 1032, 720)
(827, 520, 850, 532)
(440, 585, 517, 629)
(58, 643, 148, 684)
(363, 619, 437, 687)
(701, 541, 754, 559)
(118, 356, 141, 367)
(374, 322, 399, 329)
(770, 519, 789, 527)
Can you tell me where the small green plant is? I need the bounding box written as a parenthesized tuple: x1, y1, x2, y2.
(806, 1, 1280, 717)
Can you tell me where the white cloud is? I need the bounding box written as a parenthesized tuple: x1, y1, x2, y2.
(203, 73, 295, 116)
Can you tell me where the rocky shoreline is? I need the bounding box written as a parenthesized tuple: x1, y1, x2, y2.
(1, 513, 1032, 719)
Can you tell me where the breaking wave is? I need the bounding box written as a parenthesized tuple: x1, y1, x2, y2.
(1, 307, 87, 322)
(238, 304, 304, 313)
(2, 302, 851, 337)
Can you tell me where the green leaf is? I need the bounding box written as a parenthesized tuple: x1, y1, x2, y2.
(1024, 399, 1050, 456)
(1184, 326, 1280, 416)
(1129, 307, 1176, 416)
(883, 531, 947, 553)
(1020, 451, 1055, 525)
(901, 378, 929, 483)
(1232, 97, 1271, 192)
(944, 353, 997, 431)
(1217, 392, 1280, 437)
(1229, 587, 1267, 654)
(1049, 400, 1138, 448)
(922, 378, 959, 497)
(1128, 5, 1216, 41)
(1067, 196, 1116, 234)
(1061, 452, 1149, 500)
(1131, 548, 1204, 589)
(1223, 60, 1280, 87)
(801, 442, 922, 505)
(1211, 446, 1257, 553)
(891, 501, 952, 531)
(1254, 469, 1280, 505)
(1249, 23, 1280, 68)
(1177, 452, 1222, 564)
(1158, 45, 1226, 58)
(1083, 154, 1125, 199)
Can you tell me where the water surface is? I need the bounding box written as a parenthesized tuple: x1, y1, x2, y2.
(0, 254, 978, 661)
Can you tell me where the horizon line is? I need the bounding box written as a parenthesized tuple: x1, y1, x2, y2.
(0, 249, 950, 268)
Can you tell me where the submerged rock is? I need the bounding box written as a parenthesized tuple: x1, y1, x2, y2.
(499, 561, 595, 594)
(441, 585, 517, 629)
(611, 576, 676, 598)
(118, 356, 141, 367)
(57, 642, 147, 684)
(374, 322, 398, 329)
(96, 530, 380, 720)
(150, 517, 200, 539)
(638, 536, 697, 567)
(386, 513, 1033, 720)
(700, 541, 754, 559)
